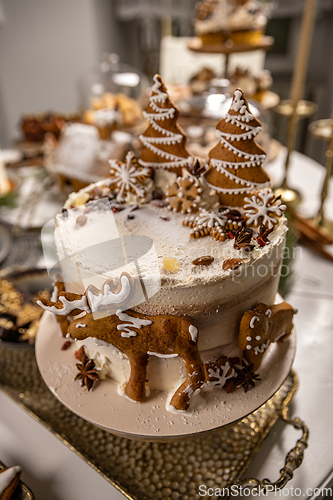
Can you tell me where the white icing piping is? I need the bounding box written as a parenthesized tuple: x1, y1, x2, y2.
(254, 340, 270, 355)
(144, 108, 175, 120)
(37, 295, 90, 315)
(87, 274, 132, 313)
(219, 135, 266, 161)
(139, 137, 191, 164)
(228, 90, 255, 122)
(116, 309, 153, 338)
(143, 112, 177, 135)
(76, 323, 87, 328)
(189, 325, 198, 343)
(109, 152, 149, 203)
(139, 135, 183, 145)
(211, 160, 258, 188)
(205, 362, 234, 387)
(211, 159, 263, 169)
(250, 316, 260, 328)
(244, 189, 287, 228)
(147, 351, 178, 358)
(138, 158, 193, 169)
(225, 112, 256, 125)
(205, 179, 270, 195)
(216, 127, 261, 142)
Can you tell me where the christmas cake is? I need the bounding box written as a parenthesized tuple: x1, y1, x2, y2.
(194, 0, 268, 46)
(37, 79, 295, 413)
(0, 466, 21, 500)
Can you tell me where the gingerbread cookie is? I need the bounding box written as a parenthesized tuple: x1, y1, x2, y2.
(204, 89, 270, 207)
(109, 151, 151, 203)
(166, 174, 202, 213)
(243, 188, 287, 229)
(238, 302, 295, 371)
(183, 208, 228, 241)
(138, 74, 193, 176)
(204, 355, 235, 387)
(50, 279, 70, 337)
(38, 274, 205, 411)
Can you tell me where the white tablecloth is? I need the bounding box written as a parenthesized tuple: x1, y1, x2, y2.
(1, 150, 333, 500)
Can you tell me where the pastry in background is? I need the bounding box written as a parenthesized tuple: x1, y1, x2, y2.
(228, 67, 273, 102)
(189, 67, 216, 95)
(194, 0, 268, 46)
(45, 123, 133, 193)
(83, 92, 143, 139)
(20, 112, 79, 143)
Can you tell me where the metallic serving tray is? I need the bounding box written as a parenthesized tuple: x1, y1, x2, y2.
(0, 346, 307, 500)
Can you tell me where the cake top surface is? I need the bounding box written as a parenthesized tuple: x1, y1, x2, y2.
(57, 188, 287, 287)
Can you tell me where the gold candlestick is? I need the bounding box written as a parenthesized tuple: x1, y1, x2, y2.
(309, 109, 333, 238)
(274, 0, 318, 207)
(274, 100, 317, 204)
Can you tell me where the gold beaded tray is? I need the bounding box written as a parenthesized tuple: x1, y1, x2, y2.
(0, 346, 307, 500)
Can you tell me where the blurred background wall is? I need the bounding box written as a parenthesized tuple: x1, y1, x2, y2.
(0, 0, 127, 145)
(0, 0, 333, 164)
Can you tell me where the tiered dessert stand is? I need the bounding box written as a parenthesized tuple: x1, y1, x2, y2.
(187, 35, 274, 80)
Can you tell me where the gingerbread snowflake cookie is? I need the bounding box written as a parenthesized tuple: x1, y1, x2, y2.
(166, 174, 203, 213)
(204, 355, 235, 388)
(183, 208, 228, 241)
(109, 151, 151, 203)
(243, 188, 287, 229)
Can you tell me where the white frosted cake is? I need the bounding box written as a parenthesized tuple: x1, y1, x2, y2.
(38, 81, 296, 413)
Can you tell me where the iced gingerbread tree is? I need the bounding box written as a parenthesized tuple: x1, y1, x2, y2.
(204, 89, 270, 207)
(139, 74, 193, 176)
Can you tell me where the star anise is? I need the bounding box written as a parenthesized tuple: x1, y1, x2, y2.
(234, 359, 261, 393)
(258, 224, 274, 244)
(234, 227, 255, 252)
(75, 347, 99, 391)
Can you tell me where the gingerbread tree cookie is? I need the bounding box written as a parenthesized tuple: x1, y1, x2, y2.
(204, 89, 270, 207)
(138, 74, 193, 176)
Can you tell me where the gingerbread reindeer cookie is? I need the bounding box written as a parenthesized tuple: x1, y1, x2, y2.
(38, 273, 205, 411)
(238, 302, 295, 371)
